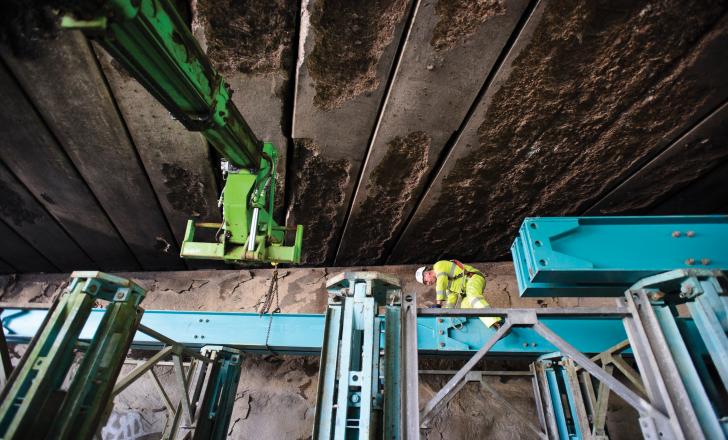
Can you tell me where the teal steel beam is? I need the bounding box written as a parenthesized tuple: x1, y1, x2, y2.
(512, 216, 728, 296)
(382, 306, 402, 440)
(2, 308, 637, 356)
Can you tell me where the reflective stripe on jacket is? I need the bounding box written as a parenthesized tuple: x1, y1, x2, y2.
(433, 260, 483, 301)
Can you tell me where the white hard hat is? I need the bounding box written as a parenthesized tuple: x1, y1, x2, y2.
(415, 266, 427, 284)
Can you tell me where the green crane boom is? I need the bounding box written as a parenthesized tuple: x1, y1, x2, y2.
(62, 0, 302, 265)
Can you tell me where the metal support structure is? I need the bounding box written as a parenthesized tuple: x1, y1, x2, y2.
(2, 259, 727, 440)
(108, 331, 243, 440)
(2, 307, 634, 356)
(192, 346, 243, 440)
(0, 309, 12, 386)
(416, 278, 728, 440)
(0, 272, 145, 440)
(313, 272, 401, 439)
(400, 293, 420, 440)
(623, 270, 728, 439)
(420, 319, 515, 427)
(512, 216, 728, 296)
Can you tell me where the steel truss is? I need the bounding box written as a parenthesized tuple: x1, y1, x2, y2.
(0, 269, 725, 439)
(110, 328, 243, 440)
(0, 272, 245, 440)
(418, 269, 728, 440)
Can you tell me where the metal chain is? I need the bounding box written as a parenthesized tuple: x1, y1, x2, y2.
(254, 264, 281, 355)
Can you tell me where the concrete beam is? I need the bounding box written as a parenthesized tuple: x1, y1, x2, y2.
(93, 48, 221, 258)
(0, 161, 95, 271)
(652, 159, 728, 215)
(390, 0, 728, 264)
(586, 101, 728, 215)
(191, 0, 299, 221)
(0, 32, 183, 270)
(0, 258, 13, 275)
(335, 0, 530, 266)
(0, 59, 138, 270)
(0, 220, 55, 273)
(288, 0, 415, 264)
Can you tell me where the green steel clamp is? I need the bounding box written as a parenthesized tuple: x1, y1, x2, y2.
(62, 0, 303, 264)
(181, 142, 304, 264)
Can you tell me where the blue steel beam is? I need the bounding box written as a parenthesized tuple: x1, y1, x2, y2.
(0, 307, 684, 356)
(513, 215, 728, 297)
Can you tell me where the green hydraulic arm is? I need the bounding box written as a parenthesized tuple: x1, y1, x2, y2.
(0, 272, 145, 440)
(61, 0, 302, 265)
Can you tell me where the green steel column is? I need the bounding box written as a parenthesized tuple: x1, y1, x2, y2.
(0, 272, 145, 440)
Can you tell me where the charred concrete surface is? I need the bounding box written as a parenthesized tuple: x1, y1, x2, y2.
(286, 139, 351, 265)
(652, 159, 728, 215)
(160, 163, 210, 218)
(0, 162, 94, 271)
(588, 102, 728, 215)
(431, 0, 506, 51)
(292, 0, 413, 265)
(336, 131, 430, 266)
(336, 0, 529, 267)
(307, 0, 410, 110)
(391, 0, 728, 264)
(0, 1, 726, 272)
(0, 54, 138, 271)
(193, 0, 296, 75)
(1, 33, 183, 270)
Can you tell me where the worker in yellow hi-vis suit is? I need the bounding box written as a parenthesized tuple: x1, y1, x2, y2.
(415, 260, 501, 328)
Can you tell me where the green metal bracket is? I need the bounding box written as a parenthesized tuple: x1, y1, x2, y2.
(181, 143, 303, 264)
(62, 0, 303, 265)
(0, 271, 145, 440)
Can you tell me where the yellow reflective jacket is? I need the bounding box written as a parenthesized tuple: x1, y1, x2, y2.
(433, 260, 482, 302)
